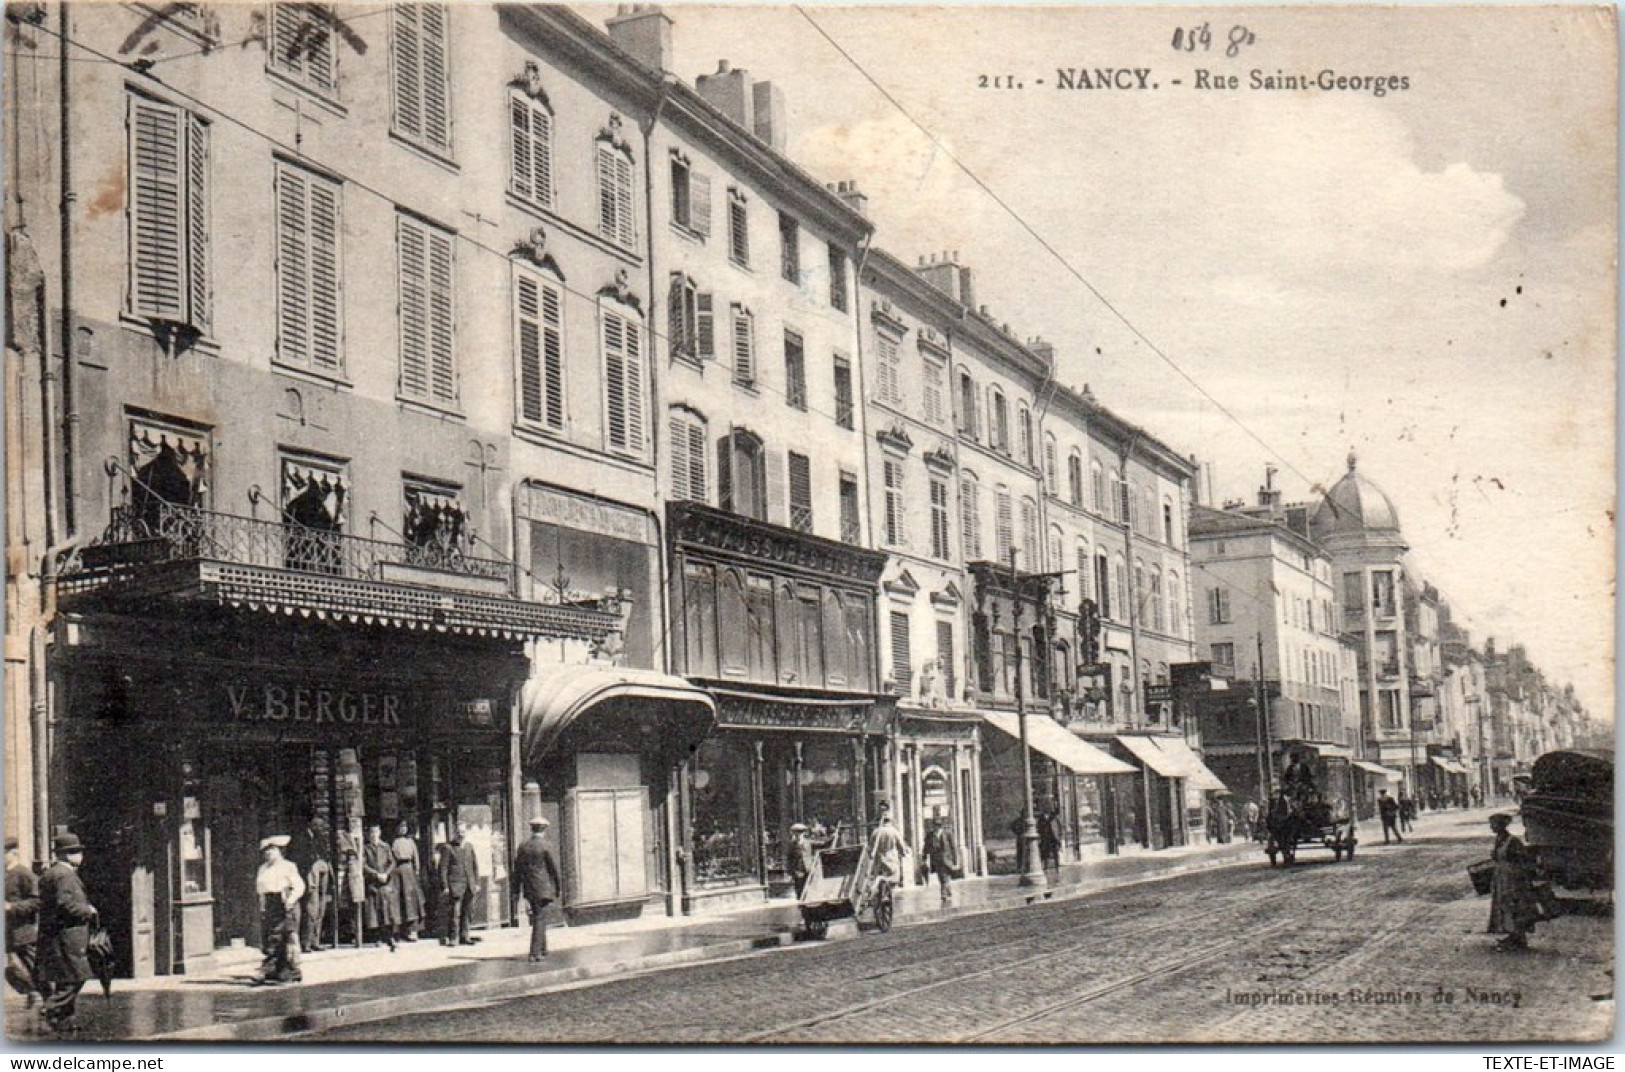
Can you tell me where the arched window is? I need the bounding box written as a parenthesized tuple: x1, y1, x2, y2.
(1067, 449, 1083, 506)
(1111, 470, 1126, 522)
(994, 484, 1013, 561)
(989, 387, 1009, 453)
(717, 428, 766, 520)
(1048, 524, 1064, 572)
(1020, 496, 1039, 570)
(1018, 405, 1034, 467)
(1091, 459, 1106, 514)
(1043, 432, 1058, 486)
(1163, 494, 1176, 546)
(668, 405, 708, 502)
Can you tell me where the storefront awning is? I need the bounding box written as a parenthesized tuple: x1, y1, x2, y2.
(1151, 737, 1229, 793)
(520, 665, 716, 766)
(1115, 735, 1184, 778)
(982, 713, 1135, 775)
(1354, 760, 1403, 781)
(1302, 742, 1353, 760)
(1431, 756, 1471, 776)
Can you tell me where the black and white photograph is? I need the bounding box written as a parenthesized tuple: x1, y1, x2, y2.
(0, 0, 1615, 1046)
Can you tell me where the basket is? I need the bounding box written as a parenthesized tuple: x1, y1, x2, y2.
(1467, 859, 1495, 896)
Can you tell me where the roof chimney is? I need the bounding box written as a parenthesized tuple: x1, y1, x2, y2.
(1257, 464, 1282, 513)
(916, 254, 973, 308)
(752, 81, 786, 151)
(828, 180, 868, 217)
(1029, 336, 1055, 365)
(605, 5, 673, 73)
(696, 60, 753, 131)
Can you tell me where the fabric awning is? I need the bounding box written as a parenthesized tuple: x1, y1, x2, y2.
(1152, 737, 1229, 792)
(1115, 734, 1184, 778)
(982, 713, 1135, 775)
(520, 665, 716, 766)
(1432, 756, 1471, 776)
(1303, 742, 1353, 760)
(1354, 760, 1403, 781)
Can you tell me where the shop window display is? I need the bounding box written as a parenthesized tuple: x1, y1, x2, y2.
(690, 738, 757, 887)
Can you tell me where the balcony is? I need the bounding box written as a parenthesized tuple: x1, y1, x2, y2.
(58, 503, 622, 642)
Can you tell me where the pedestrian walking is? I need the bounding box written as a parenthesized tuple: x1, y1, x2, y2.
(391, 821, 426, 943)
(1218, 800, 1236, 844)
(512, 817, 561, 961)
(921, 811, 959, 905)
(362, 824, 399, 951)
(436, 823, 480, 946)
(334, 826, 366, 946)
(5, 838, 39, 1005)
(289, 817, 333, 953)
(1377, 790, 1403, 844)
(252, 834, 305, 985)
(1398, 793, 1415, 833)
(867, 803, 909, 890)
(786, 823, 815, 897)
(1486, 813, 1542, 951)
(35, 832, 97, 1032)
(1242, 799, 1260, 841)
(1037, 807, 1062, 875)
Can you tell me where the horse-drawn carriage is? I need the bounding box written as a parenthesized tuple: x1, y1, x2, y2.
(1519, 749, 1612, 895)
(1262, 792, 1357, 866)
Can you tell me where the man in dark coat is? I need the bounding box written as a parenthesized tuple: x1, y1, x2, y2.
(36, 832, 96, 1032)
(1378, 790, 1403, 844)
(436, 823, 479, 947)
(921, 811, 959, 906)
(512, 817, 562, 961)
(5, 838, 39, 1003)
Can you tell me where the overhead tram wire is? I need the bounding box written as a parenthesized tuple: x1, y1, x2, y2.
(791, 6, 1325, 493)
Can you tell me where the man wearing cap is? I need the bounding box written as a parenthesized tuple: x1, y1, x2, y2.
(512, 818, 561, 961)
(36, 832, 95, 1032)
(5, 837, 39, 1004)
(253, 835, 305, 985)
(787, 823, 816, 897)
(922, 810, 959, 906)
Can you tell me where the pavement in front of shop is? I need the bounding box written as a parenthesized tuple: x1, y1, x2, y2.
(2, 807, 1497, 1043)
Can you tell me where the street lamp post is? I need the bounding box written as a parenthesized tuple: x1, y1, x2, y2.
(1468, 695, 1487, 804)
(1008, 550, 1050, 893)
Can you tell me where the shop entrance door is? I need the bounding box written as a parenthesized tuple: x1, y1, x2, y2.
(207, 746, 311, 950)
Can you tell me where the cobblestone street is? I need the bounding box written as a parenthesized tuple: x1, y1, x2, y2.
(309, 813, 1614, 1044)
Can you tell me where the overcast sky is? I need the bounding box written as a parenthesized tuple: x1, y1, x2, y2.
(588, 4, 1616, 720)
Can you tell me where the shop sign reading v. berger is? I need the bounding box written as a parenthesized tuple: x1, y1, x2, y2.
(227, 683, 404, 726)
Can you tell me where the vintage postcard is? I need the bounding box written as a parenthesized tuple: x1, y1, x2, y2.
(1, 1, 1614, 1046)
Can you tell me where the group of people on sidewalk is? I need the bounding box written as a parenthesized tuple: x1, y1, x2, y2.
(785, 803, 963, 908)
(6, 833, 103, 1035)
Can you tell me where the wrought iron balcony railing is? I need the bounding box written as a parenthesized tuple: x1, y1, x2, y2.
(70, 502, 515, 589)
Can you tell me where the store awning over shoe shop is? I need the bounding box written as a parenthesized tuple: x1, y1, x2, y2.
(1115, 734, 1185, 779)
(982, 712, 1135, 776)
(1148, 736, 1229, 792)
(521, 665, 716, 766)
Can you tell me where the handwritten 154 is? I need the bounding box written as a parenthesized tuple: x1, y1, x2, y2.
(1171, 23, 1257, 58)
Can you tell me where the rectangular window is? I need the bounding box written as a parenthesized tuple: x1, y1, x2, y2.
(390, 4, 450, 155)
(667, 274, 697, 364)
(876, 332, 902, 404)
(696, 293, 715, 361)
(602, 306, 645, 456)
(833, 356, 854, 429)
(929, 476, 951, 560)
(936, 620, 956, 701)
(779, 212, 800, 283)
(683, 562, 719, 678)
(509, 93, 553, 208)
(958, 373, 978, 438)
(883, 458, 906, 547)
(514, 268, 564, 431)
(922, 356, 946, 425)
(1210, 642, 1235, 672)
(991, 392, 1009, 453)
(396, 213, 456, 408)
(839, 471, 861, 544)
(128, 93, 210, 333)
(1020, 498, 1039, 570)
(960, 479, 981, 560)
(268, 3, 338, 95)
(597, 143, 636, 249)
(274, 161, 342, 376)
(1372, 570, 1395, 616)
(788, 451, 813, 533)
(890, 611, 912, 695)
(730, 306, 755, 387)
(1095, 556, 1111, 619)
(784, 331, 806, 410)
(1068, 455, 1083, 507)
(1381, 689, 1403, 730)
(670, 153, 711, 236)
(728, 189, 750, 266)
(1208, 587, 1231, 625)
(668, 410, 707, 503)
(828, 245, 848, 311)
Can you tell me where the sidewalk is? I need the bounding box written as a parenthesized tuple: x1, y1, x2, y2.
(2, 813, 1483, 1043)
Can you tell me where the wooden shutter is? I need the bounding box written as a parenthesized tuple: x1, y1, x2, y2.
(669, 413, 692, 501)
(515, 272, 563, 429)
(689, 172, 712, 237)
(308, 177, 340, 373)
(667, 275, 686, 359)
(623, 317, 644, 452)
(995, 488, 1012, 560)
(427, 226, 455, 404)
(960, 480, 977, 559)
(596, 145, 617, 242)
(420, 4, 450, 152)
(936, 619, 956, 698)
(788, 452, 812, 532)
(716, 434, 734, 512)
(614, 152, 635, 247)
(391, 5, 423, 142)
(731, 308, 753, 385)
(272, 5, 336, 93)
(275, 164, 310, 368)
(602, 308, 643, 454)
(510, 97, 534, 202)
(696, 293, 714, 360)
(540, 282, 563, 428)
(764, 443, 786, 525)
(130, 95, 185, 321)
(729, 197, 748, 264)
(397, 217, 430, 399)
(185, 113, 210, 331)
(890, 612, 911, 692)
(529, 106, 553, 205)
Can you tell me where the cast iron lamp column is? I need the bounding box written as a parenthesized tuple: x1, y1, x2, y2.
(1009, 550, 1049, 893)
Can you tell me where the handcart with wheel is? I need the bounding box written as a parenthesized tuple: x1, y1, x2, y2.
(797, 834, 895, 939)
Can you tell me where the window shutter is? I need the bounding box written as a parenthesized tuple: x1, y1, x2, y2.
(615, 153, 635, 247)
(540, 282, 564, 428)
(667, 275, 686, 359)
(960, 480, 976, 559)
(307, 10, 336, 93)
(623, 317, 644, 452)
(686, 420, 707, 502)
(397, 217, 430, 399)
(270, 4, 302, 78)
(392, 5, 423, 142)
(275, 165, 310, 369)
(419, 4, 450, 152)
(788, 451, 812, 532)
(669, 413, 691, 501)
(690, 172, 712, 237)
(307, 178, 341, 373)
(516, 274, 543, 424)
(530, 107, 553, 205)
(427, 226, 455, 404)
(716, 435, 734, 512)
(764, 443, 787, 525)
(130, 96, 187, 322)
(995, 489, 1012, 561)
(510, 98, 533, 202)
(597, 146, 616, 241)
(890, 612, 912, 693)
(732, 309, 753, 385)
(729, 198, 748, 264)
(696, 293, 714, 360)
(603, 311, 627, 450)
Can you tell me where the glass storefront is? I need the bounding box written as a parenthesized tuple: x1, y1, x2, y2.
(689, 736, 758, 888)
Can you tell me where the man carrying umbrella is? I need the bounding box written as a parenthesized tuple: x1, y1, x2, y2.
(36, 832, 96, 1034)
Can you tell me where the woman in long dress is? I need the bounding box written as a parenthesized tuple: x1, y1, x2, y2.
(362, 824, 399, 951)
(1486, 813, 1541, 951)
(391, 821, 426, 943)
